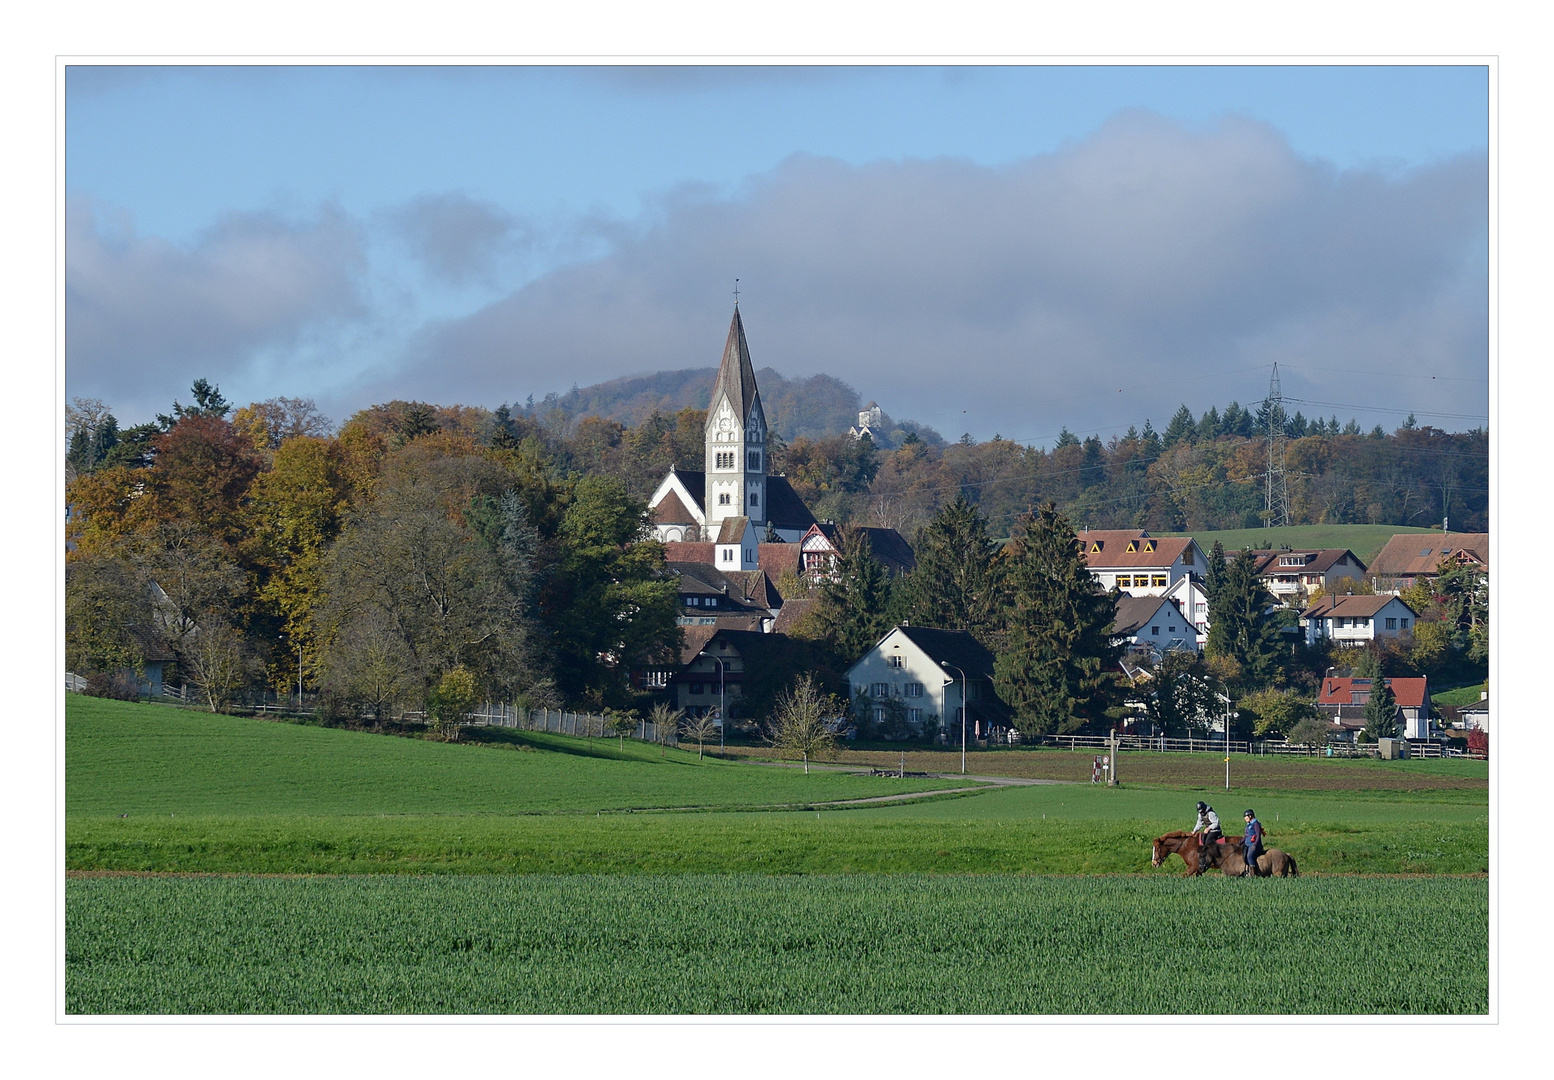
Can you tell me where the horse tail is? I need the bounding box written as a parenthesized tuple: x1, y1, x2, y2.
(1288, 855, 1299, 878)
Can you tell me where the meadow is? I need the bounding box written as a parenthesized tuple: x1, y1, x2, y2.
(64, 696, 1490, 1014)
(1157, 523, 1436, 565)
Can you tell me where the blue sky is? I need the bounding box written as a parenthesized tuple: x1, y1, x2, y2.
(65, 64, 1489, 441)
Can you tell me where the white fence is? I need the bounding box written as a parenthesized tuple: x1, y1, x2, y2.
(462, 705, 678, 746)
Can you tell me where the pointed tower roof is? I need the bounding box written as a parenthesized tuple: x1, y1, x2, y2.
(708, 308, 760, 427)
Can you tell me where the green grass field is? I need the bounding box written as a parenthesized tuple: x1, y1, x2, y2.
(64, 695, 1490, 1014)
(1158, 523, 1437, 565)
(66, 874, 1486, 1014)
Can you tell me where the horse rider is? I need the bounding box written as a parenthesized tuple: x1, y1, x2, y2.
(1242, 809, 1265, 877)
(1191, 801, 1222, 875)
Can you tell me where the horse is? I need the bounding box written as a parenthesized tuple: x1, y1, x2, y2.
(1151, 832, 1299, 877)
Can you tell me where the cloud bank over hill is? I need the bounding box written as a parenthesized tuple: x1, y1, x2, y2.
(67, 110, 1487, 441)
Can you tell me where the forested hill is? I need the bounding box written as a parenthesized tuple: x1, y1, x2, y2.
(521, 367, 944, 446)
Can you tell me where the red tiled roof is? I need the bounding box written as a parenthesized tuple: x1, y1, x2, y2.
(664, 541, 715, 564)
(1299, 595, 1416, 620)
(1318, 676, 1429, 709)
(652, 489, 698, 525)
(1369, 533, 1489, 579)
(1077, 530, 1196, 569)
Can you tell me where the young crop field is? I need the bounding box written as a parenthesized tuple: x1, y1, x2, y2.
(66, 873, 1487, 1015)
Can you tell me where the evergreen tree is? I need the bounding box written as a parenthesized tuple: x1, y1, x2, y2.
(1204, 541, 1229, 605)
(906, 496, 1005, 637)
(1195, 406, 1222, 441)
(1080, 435, 1106, 488)
(1138, 420, 1162, 463)
(992, 503, 1122, 737)
(1206, 548, 1282, 689)
(1054, 427, 1080, 449)
(1163, 405, 1195, 447)
(808, 525, 893, 664)
(1361, 678, 1398, 741)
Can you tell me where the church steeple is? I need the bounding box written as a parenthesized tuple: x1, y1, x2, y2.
(705, 307, 768, 532)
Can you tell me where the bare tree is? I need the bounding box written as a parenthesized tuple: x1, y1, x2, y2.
(679, 711, 719, 759)
(183, 617, 258, 712)
(649, 701, 684, 757)
(765, 673, 844, 774)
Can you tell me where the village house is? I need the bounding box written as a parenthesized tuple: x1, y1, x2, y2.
(1318, 675, 1432, 740)
(845, 626, 1010, 742)
(1248, 548, 1369, 602)
(1298, 594, 1419, 647)
(669, 627, 804, 721)
(1368, 532, 1489, 593)
(797, 521, 917, 579)
(1076, 529, 1207, 597)
(1111, 595, 1200, 656)
(668, 561, 776, 631)
(1162, 574, 1211, 646)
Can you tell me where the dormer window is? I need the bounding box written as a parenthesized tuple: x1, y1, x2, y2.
(1143, 539, 1156, 553)
(1090, 541, 1102, 553)
(1126, 541, 1137, 553)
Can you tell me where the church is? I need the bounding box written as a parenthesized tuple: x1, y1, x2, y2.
(647, 308, 819, 550)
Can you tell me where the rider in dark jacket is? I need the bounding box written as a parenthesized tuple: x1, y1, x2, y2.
(1192, 801, 1222, 875)
(1242, 809, 1265, 876)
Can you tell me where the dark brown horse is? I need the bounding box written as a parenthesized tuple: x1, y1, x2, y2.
(1150, 832, 1299, 877)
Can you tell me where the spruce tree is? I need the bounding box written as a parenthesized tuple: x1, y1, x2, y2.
(1361, 678, 1398, 741)
(992, 503, 1122, 736)
(1163, 405, 1195, 447)
(809, 525, 893, 664)
(1206, 548, 1281, 689)
(907, 496, 1004, 637)
(1204, 541, 1228, 605)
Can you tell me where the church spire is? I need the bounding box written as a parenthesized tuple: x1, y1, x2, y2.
(708, 307, 760, 428)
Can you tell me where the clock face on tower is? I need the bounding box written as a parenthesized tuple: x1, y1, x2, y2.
(718, 417, 733, 432)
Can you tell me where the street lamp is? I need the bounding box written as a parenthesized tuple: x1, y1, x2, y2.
(1219, 683, 1235, 791)
(713, 656, 726, 750)
(940, 661, 968, 775)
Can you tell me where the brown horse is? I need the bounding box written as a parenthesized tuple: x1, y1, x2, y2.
(1151, 832, 1299, 877)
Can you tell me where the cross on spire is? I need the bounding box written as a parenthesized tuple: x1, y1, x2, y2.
(733, 278, 740, 308)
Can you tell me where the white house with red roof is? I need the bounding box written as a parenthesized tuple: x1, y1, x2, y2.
(1077, 529, 1207, 597)
(1318, 676, 1432, 740)
(1298, 595, 1418, 647)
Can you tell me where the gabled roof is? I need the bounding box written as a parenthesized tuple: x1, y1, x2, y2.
(679, 628, 795, 671)
(1369, 533, 1490, 579)
(1300, 594, 1416, 621)
(769, 597, 814, 634)
(652, 489, 698, 526)
(802, 523, 917, 574)
(889, 626, 998, 681)
(1111, 596, 1189, 637)
(716, 516, 753, 544)
(1319, 676, 1429, 709)
(723, 569, 782, 610)
(706, 308, 761, 428)
(663, 471, 816, 532)
(757, 542, 802, 580)
(1077, 529, 1197, 569)
(1249, 549, 1367, 576)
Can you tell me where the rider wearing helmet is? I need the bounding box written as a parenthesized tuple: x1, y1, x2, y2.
(1242, 809, 1265, 877)
(1191, 801, 1222, 875)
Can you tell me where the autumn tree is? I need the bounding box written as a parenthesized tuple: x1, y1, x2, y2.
(65, 551, 156, 678)
(992, 503, 1123, 737)
(1143, 649, 1216, 737)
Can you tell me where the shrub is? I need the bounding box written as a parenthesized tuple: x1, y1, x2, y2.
(426, 666, 478, 741)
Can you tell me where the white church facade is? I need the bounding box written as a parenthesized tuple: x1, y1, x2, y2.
(648, 309, 818, 544)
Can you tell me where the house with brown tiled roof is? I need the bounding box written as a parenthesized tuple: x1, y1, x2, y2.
(1369, 533, 1489, 593)
(1248, 549, 1368, 603)
(1298, 594, 1418, 647)
(1318, 675, 1432, 740)
(1077, 529, 1207, 597)
(798, 522, 917, 579)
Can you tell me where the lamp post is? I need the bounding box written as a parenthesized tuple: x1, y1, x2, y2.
(940, 661, 968, 775)
(1220, 683, 1234, 791)
(714, 656, 726, 750)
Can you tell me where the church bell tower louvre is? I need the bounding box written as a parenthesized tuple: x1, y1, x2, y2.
(704, 306, 767, 533)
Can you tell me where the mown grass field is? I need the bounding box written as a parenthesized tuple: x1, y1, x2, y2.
(66, 874, 1486, 1014)
(64, 695, 1490, 1014)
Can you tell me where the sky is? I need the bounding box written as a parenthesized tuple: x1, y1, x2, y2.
(64, 64, 1490, 444)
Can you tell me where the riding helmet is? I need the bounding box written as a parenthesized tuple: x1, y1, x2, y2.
(1196, 801, 1207, 812)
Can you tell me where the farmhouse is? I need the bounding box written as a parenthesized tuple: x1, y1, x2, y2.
(1298, 594, 1418, 647)
(1369, 532, 1489, 593)
(846, 625, 1010, 741)
(1318, 675, 1432, 740)
(1248, 548, 1368, 602)
(1077, 529, 1207, 597)
(1111, 595, 1199, 656)
(671, 627, 804, 720)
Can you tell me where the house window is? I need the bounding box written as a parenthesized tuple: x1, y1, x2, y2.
(1116, 575, 1132, 588)
(905, 682, 924, 697)
(1143, 539, 1156, 552)
(718, 493, 731, 506)
(1400, 618, 1410, 629)
(691, 683, 706, 695)
(908, 708, 922, 724)
(887, 656, 903, 668)
(1151, 626, 1160, 636)
(874, 707, 887, 723)
(721, 549, 733, 563)
(1181, 548, 1194, 565)
(871, 682, 889, 697)
(748, 451, 761, 470)
(1386, 618, 1397, 629)
(1152, 575, 1167, 587)
(1126, 541, 1138, 553)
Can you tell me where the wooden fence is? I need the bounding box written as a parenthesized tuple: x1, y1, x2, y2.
(462, 705, 678, 746)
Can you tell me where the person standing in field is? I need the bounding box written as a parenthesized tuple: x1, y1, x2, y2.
(1191, 801, 1222, 875)
(1242, 809, 1265, 877)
